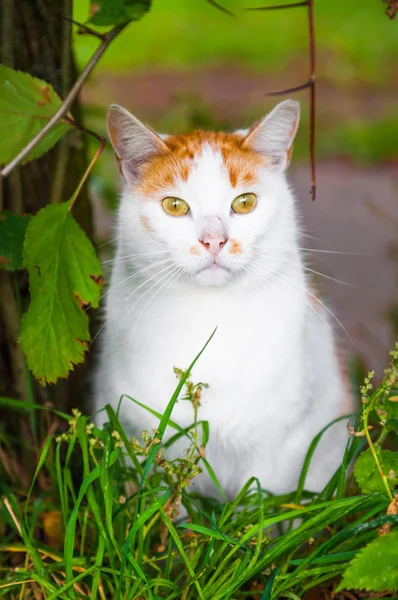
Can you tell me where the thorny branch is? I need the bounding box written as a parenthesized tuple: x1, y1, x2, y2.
(247, 0, 317, 200)
(383, 0, 398, 19)
(0, 22, 126, 179)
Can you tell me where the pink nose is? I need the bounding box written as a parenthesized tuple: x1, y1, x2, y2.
(199, 233, 228, 256)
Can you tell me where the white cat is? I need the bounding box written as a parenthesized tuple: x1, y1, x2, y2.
(95, 100, 352, 499)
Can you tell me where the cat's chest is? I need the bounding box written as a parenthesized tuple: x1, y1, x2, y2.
(106, 279, 305, 403)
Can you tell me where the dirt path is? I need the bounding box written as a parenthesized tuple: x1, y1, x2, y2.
(291, 160, 397, 375)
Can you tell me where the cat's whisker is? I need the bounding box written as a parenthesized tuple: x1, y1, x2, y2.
(99, 258, 174, 303)
(130, 267, 185, 343)
(255, 252, 355, 287)
(248, 259, 354, 345)
(244, 264, 323, 338)
(121, 262, 178, 308)
(116, 265, 182, 350)
(95, 231, 134, 249)
(302, 264, 355, 287)
(91, 261, 177, 348)
(299, 248, 367, 256)
(255, 244, 366, 256)
(102, 249, 171, 265)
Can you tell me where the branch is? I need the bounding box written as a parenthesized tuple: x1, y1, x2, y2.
(0, 23, 126, 179)
(245, 1, 307, 10)
(308, 0, 316, 200)
(255, 0, 317, 199)
(58, 13, 106, 40)
(205, 0, 236, 16)
(266, 80, 311, 96)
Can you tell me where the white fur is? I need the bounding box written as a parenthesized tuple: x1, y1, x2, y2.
(95, 102, 350, 499)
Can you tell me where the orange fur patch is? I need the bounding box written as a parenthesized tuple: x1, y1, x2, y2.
(140, 215, 153, 234)
(229, 239, 243, 255)
(137, 130, 265, 196)
(189, 245, 201, 255)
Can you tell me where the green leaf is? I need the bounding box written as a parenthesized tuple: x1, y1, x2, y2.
(0, 65, 72, 165)
(386, 396, 398, 431)
(354, 449, 398, 494)
(0, 211, 30, 270)
(337, 530, 398, 592)
(89, 0, 151, 26)
(19, 202, 102, 385)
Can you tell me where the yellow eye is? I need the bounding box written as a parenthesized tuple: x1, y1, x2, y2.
(162, 197, 190, 217)
(231, 193, 257, 214)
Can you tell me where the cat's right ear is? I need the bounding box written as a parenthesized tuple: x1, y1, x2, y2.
(107, 105, 168, 183)
(242, 100, 300, 171)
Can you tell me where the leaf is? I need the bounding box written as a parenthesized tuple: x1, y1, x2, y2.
(354, 449, 398, 494)
(88, 0, 151, 26)
(337, 530, 398, 592)
(0, 65, 72, 165)
(0, 211, 30, 270)
(386, 396, 398, 431)
(19, 202, 102, 385)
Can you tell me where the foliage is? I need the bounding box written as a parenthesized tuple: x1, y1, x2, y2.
(354, 449, 398, 494)
(337, 530, 398, 592)
(0, 66, 72, 165)
(19, 202, 102, 385)
(0, 343, 397, 598)
(88, 0, 152, 26)
(0, 212, 30, 271)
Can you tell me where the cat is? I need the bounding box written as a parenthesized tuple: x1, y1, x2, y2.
(94, 100, 353, 500)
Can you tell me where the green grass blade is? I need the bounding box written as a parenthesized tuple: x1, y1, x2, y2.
(161, 509, 205, 600)
(24, 434, 53, 530)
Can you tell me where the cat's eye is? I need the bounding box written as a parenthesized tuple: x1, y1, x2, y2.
(162, 197, 190, 217)
(231, 193, 257, 214)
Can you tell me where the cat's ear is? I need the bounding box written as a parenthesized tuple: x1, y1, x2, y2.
(107, 104, 169, 183)
(242, 100, 300, 171)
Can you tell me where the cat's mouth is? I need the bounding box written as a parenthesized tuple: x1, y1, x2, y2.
(198, 260, 229, 274)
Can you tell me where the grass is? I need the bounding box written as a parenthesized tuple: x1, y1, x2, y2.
(0, 338, 398, 599)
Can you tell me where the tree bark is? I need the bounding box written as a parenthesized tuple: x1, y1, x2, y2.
(0, 0, 93, 414)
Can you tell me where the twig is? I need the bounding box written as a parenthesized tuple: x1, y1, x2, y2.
(58, 13, 106, 40)
(245, 1, 308, 10)
(205, 0, 236, 16)
(0, 23, 126, 179)
(266, 81, 311, 96)
(69, 138, 106, 213)
(307, 0, 316, 200)
(248, 0, 317, 199)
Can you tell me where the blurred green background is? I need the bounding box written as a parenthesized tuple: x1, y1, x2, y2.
(74, 0, 397, 166)
(72, 0, 398, 375)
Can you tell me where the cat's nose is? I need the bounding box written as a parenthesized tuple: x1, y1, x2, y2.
(199, 233, 228, 256)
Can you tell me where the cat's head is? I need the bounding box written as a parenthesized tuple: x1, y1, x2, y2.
(108, 100, 300, 286)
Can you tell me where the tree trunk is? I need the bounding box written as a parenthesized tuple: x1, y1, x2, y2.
(0, 0, 93, 414)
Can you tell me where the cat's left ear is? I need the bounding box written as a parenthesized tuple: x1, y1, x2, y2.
(242, 100, 300, 171)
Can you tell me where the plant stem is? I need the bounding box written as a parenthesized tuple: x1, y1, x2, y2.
(363, 392, 393, 502)
(69, 138, 105, 213)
